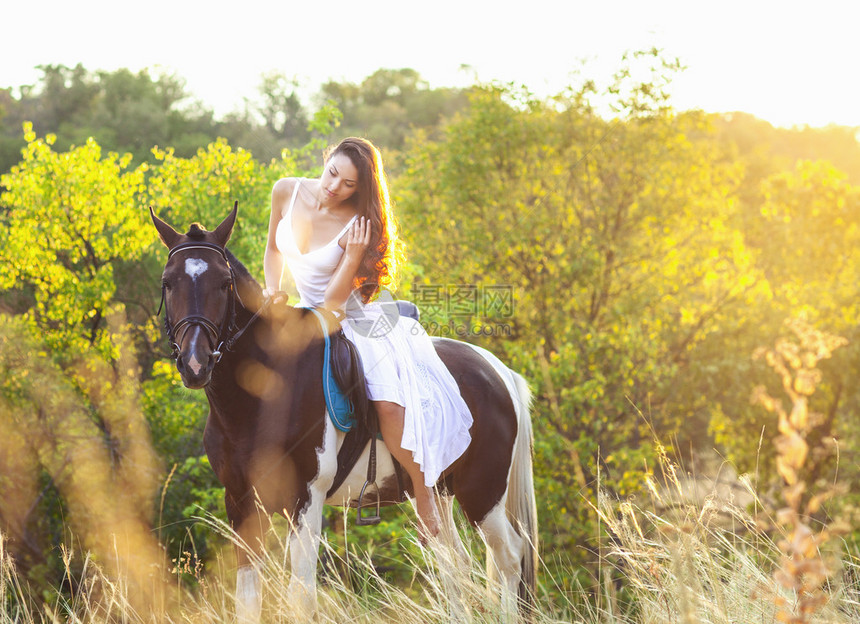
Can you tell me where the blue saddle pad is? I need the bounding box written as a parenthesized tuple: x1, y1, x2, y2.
(306, 308, 357, 432)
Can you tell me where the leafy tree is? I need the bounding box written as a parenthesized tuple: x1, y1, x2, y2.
(256, 71, 310, 146)
(0, 124, 150, 358)
(0, 65, 219, 175)
(89, 68, 216, 160)
(317, 68, 470, 152)
(0, 126, 171, 597)
(709, 160, 860, 486)
(712, 112, 860, 214)
(396, 54, 765, 582)
(0, 65, 473, 179)
(22, 64, 99, 145)
(0, 88, 24, 177)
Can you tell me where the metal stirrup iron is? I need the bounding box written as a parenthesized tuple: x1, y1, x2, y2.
(356, 434, 381, 526)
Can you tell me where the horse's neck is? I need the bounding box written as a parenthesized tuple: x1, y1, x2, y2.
(204, 365, 248, 427)
(205, 305, 319, 431)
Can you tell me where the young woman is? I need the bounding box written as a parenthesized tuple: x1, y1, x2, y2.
(263, 137, 473, 537)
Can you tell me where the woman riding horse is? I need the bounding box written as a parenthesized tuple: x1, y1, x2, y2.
(151, 146, 537, 622)
(263, 137, 472, 540)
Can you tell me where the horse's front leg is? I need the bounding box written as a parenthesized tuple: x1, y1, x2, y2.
(230, 497, 265, 624)
(286, 419, 338, 617)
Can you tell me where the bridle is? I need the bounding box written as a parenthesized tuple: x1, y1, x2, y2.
(158, 241, 239, 364)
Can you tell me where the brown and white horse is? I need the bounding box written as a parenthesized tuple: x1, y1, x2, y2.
(151, 205, 537, 622)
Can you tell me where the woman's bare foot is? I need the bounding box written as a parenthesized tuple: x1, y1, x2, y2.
(415, 487, 441, 544)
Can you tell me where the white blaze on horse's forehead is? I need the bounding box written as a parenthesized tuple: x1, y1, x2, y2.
(185, 258, 208, 281)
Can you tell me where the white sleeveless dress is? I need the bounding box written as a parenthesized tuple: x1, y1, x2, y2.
(275, 179, 473, 486)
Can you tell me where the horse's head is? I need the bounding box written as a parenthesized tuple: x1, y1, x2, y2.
(151, 203, 239, 388)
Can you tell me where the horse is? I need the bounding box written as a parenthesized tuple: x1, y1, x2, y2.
(150, 204, 538, 622)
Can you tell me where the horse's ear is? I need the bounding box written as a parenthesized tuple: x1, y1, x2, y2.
(150, 207, 181, 249)
(213, 201, 238, 248)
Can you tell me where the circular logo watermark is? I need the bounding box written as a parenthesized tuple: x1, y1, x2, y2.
(344, 287, 401, 338)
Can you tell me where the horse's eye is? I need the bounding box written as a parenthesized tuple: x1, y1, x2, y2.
(163, 281, 172, 291)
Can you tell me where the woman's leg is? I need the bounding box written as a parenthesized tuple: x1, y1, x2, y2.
(374, 400, 441, 539)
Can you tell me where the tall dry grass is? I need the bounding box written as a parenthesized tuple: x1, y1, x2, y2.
(2, 316, 858, 622)
(585, 316, 857, 624)
(590, 448, 858, 623)
(2, 465, 858, 624)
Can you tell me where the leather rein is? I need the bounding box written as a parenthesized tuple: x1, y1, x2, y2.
(158, 241, 266, 363)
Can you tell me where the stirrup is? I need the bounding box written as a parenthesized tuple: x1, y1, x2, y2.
(356, 479, 381, 526)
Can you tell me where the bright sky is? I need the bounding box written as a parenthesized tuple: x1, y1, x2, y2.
(3, 0, 859, 128)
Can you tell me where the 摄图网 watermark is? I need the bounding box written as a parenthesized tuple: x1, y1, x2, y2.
(343, 283, 516, 339)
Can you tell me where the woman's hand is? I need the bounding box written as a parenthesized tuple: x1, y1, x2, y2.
(323, 216, 371, 311)
(261, 286, 288, 304)
(344, 216, 371, 260)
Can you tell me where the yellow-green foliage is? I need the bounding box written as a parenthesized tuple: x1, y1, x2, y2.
(0, 124, 150, 358)
(2, 54, 860, 619)
(395, 75, 767, 578)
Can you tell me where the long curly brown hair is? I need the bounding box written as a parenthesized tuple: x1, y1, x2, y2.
(327, 137, 405, 302)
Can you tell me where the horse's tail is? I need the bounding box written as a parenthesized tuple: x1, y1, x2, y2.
(506, 370, 538, 611)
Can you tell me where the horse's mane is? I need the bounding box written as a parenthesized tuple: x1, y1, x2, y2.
(219, 247, 263, 315)
(224, 248, 258, 288)
(223, 247, 309, 331)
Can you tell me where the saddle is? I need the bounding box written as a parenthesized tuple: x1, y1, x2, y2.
(330, 326, 370, 430)
(306, 302, 422, 525)
(329, 299, 421, 426)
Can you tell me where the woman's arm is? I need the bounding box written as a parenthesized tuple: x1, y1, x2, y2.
(263, 178, 293, 297)
(323, 216, 371, 311)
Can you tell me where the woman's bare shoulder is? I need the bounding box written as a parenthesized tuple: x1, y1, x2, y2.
(296, 178, 320, 204)
(274, 177, 319, 203)
(272, 176, 299, 198)
(271, 177, 303, 217)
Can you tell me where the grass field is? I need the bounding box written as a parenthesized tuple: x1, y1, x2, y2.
(2, 455, 857, 624)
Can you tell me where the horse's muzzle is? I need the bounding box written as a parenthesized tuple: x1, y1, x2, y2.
(175, 327, 219, 388)
(176, 354, 217, 388)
